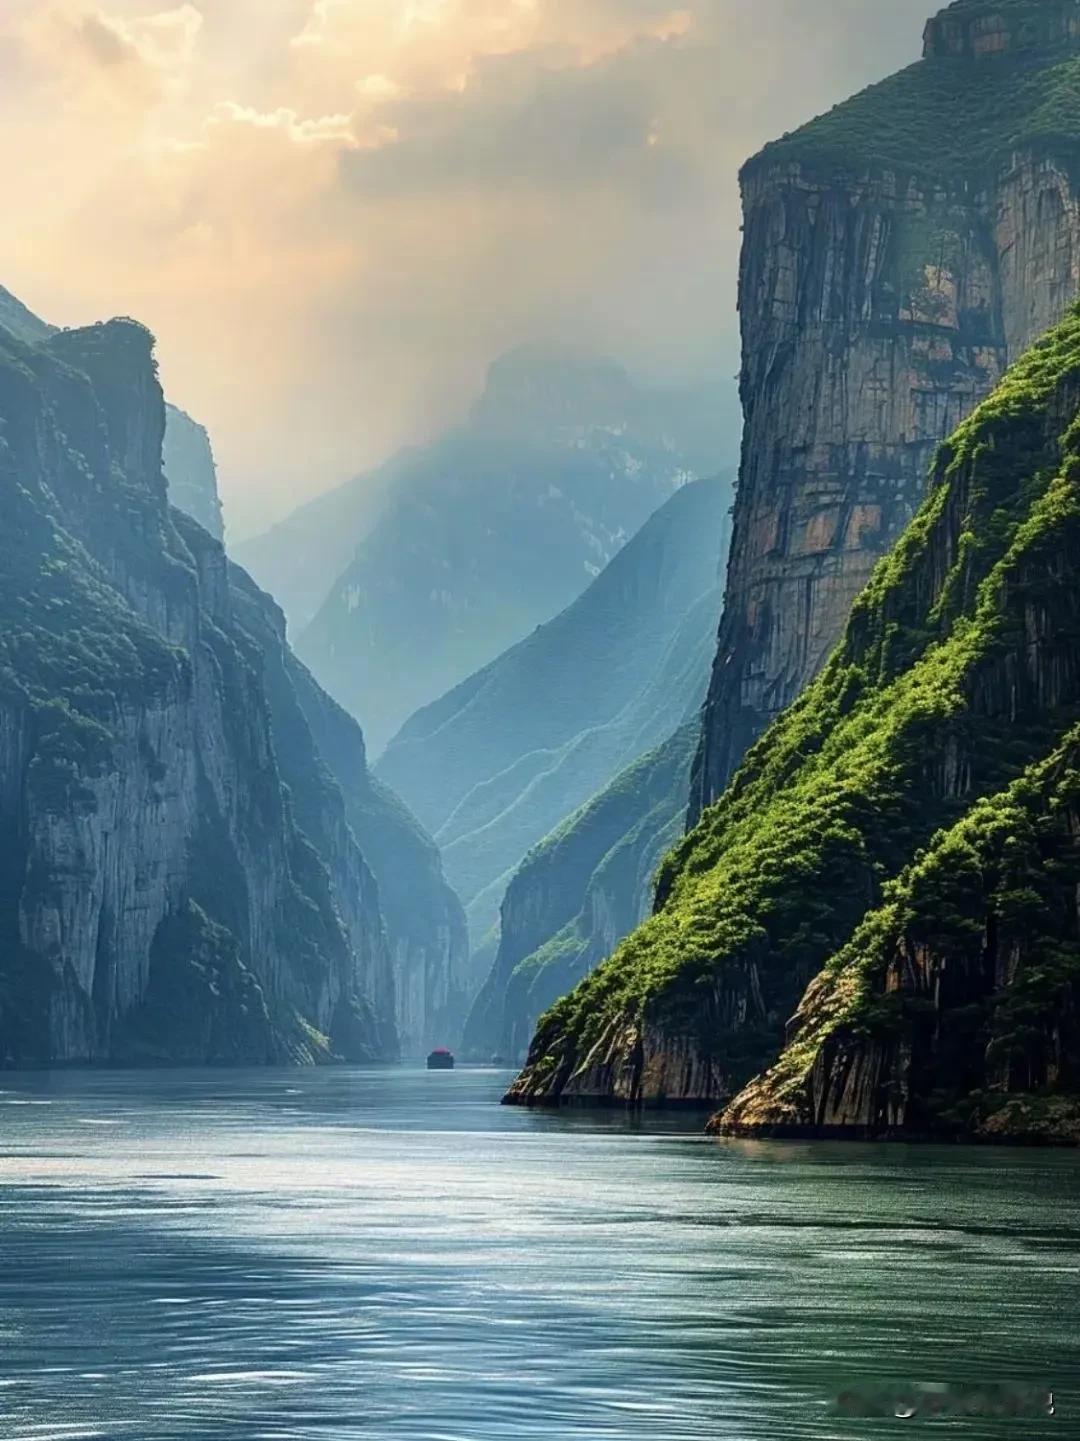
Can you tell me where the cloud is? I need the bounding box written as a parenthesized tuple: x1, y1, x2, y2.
(12, 3, 203, 111)
(119, 3, 204, 74)
(341, 48, 669, 194)
(0, 0, 933, 535)
(205, 100, 357, 146)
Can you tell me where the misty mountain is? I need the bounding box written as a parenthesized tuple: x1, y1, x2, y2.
(162, 407, 225, 544)
(376, 474, 732, 959)
(242, 345, 735, 753)
(464, 723, 700, 1062)
(232, 450, 413, 635)
(0, 285, 51, 348)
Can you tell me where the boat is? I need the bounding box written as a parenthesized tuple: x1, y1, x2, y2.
(426, 1048, 455, 1070)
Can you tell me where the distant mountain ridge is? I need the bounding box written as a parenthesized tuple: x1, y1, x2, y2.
(377, 474, 732, 963)
(464, 723, 701, 1063)
(241, 345, 736, 753)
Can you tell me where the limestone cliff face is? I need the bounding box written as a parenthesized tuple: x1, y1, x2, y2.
(0, 284, 224, 545)
(0, 319, 401, 1064)
(924, 1, 1080, 58)
(691, 1, 1080, 817)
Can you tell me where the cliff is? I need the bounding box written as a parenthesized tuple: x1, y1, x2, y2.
(290, 347, 734, 753)
(506, 305, 1080, 1143)
(691, 0, 1080, 819)
(0, 315, 463, 1065)
(377, 476, 730, 953)
(0, 285, 225, 545)
(465, 725, 699, 1063)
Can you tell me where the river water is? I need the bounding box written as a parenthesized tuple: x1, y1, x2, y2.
(0, 1066, 1076, 1440)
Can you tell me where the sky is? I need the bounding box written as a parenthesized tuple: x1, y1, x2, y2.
(0, 0, 933, 536)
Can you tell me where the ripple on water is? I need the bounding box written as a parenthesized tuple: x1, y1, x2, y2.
(0, 1067, 1076, 1440)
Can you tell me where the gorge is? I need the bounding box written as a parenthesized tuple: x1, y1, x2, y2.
(4, 4, 1080, 1437)
(1, 1, 1078, 1142)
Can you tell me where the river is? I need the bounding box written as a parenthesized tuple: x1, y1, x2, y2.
(0, 1066, 1076, 1439)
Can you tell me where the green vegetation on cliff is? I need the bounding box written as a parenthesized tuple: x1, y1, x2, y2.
(749, 3, 1080, 183)
(507, 306, 1080, 1135)
(722, 728, 1080, 1141)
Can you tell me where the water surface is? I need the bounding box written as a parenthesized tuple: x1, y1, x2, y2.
(0, 1066, 1076, 1439)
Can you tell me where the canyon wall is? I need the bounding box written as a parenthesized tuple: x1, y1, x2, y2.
(691, 0, 1080, 816)
(0, 316, 464, 1065)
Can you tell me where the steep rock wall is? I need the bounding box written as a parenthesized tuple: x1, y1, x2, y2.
(163, 407, 225, 543)
(691, 4, 1080, 817)
(283, 647, 470, 1056)
(0, 320, 398, 1064)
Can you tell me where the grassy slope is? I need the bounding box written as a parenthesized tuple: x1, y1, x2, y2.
(510, 306, 1080, 1105)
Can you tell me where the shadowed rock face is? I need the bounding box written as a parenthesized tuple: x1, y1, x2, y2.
(0, 285, 225, 546)
(924, 0, 1080, 59)
(691, 0, 1080, 820)
(0, 315, 465, 1066)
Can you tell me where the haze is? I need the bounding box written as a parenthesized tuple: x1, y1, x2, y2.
(0, 0, 931, 535)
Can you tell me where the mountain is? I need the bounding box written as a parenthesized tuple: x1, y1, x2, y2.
(285, 346, 734, 753)
(464, 724, 700, 1063)
(376, 475, 732, 952)
(0, 286, 225, 545)
(0, 285, 52, 347)
(507, 304, 1080, 1146)
(0, 313, 466, 1064)
(691, 0, 1080, 821)
(232, 452, 410, 635)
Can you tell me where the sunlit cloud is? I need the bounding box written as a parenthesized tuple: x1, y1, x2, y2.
(0, 0, 932, 534)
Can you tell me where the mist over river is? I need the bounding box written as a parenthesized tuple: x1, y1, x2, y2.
(0, 1067, 1077, 1440)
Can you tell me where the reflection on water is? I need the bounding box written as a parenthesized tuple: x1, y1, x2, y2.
(0, 1066, 1077, 1439)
